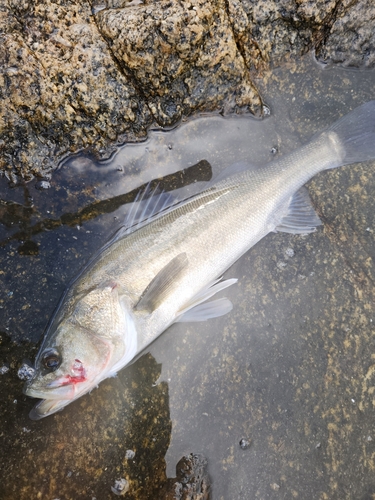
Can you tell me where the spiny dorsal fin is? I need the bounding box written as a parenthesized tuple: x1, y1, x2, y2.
(135, 253, 189, 313)
(121, 184, 177, 236)
(276, 187, 322, 235)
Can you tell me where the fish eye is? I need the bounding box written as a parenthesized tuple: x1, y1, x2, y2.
(41, 348, 61, 371)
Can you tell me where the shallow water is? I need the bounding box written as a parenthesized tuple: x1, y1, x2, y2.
(0, 54, 375, 499)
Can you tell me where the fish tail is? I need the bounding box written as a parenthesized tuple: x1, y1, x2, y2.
(329, 101, 375, 166)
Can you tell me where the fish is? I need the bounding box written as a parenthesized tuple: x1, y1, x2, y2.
(24, 101, 375, 419)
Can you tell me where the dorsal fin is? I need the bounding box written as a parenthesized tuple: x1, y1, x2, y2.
(114, 158, 251, 241)
(113, 180, 210, 241)
(120, 184, 177, 236)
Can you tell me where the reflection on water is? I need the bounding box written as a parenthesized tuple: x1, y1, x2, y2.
(0, 54, 375, 498)
(0, 160, 212, 256)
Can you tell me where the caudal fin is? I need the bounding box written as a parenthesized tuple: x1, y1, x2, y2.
(329, 101, 375, 165)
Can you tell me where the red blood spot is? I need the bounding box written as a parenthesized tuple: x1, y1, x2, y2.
(57, 360, 86, 386)
(58, 374, 86, 386)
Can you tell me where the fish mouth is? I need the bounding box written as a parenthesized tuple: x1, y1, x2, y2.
(24, 383, 91, 420)
(24, 375, 101, 419)
(23, 369, 90, 399)
(24, 384, 78, 420)
(23, 382, 75, 400)
(28, 397, 74, 420)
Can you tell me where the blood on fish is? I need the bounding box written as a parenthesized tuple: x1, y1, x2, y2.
(58, 374, 86, 386)
(58, 360, 86, 386)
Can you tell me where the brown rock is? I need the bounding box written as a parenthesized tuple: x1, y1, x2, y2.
(96, 0, 262, 126)
(160, 454, 211, 500)
(229, 0, 375, 69)
(1, 0, 374, 181)
(316, 0, 375, 67)
(0, 0, 150, 181)
(0, 351, 172, 500)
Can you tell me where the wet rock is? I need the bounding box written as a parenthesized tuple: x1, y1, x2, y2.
(160, 454, 211, 500)
(226, 0, 375, 70)
(34, 180, 51, 190)
(316, 0, 375, 67)
(0, 0, 151, 181)
(17, 362, 35, 381)
(239, 437, 251, 449)
(111, 477, 130, 496)
(228, 0, 339, 68)
(1, 0, 374, 181)
(97, 0, 263, 127)
(1, 53, 375, 498)
(0, 364, 10, 375)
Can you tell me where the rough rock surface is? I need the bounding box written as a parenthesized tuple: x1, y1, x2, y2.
(96, 0, 262, 126)
(228, 0, 340, 69)
(229, 0, 375, 70)
(1, 0, 374, 181)
(316, 0, 375, 67)
(0, 0, 150, 182)
(160, 454, 211, 500)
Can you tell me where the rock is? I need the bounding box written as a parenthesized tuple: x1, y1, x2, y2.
(160, 454, 211, 500)
(0, 350, 173, 500)
(0, 0, 150, 181)
(316, 0, 375, 67)
(1, 0, 374, 181)
(0, 54, 375, 498)
(226, 0, 375, 69)
(228, 0, 339, 67)
(96, 0, 262, 126)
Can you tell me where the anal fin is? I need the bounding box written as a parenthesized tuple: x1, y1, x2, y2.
(276, 187, 322, 235)
(176, 298, 233, 322)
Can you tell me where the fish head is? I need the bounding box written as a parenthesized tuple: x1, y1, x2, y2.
(24, 282, 137, 419)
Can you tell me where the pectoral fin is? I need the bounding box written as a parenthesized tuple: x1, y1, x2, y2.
(276, 187, 322, 234)
(135, 253, 189, 313)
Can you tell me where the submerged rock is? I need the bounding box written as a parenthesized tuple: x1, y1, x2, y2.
(160, 454, 211, 500)
(0, 0, 374, 180)
(0, 53, 374, 498)
(0, 352, 173, 499)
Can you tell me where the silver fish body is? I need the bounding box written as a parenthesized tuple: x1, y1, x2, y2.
(24, 101, 375, 419)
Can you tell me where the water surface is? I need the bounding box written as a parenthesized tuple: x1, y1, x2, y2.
(0, 54, 375, 499)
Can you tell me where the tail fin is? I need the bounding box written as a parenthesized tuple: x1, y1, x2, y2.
(329, 101, 375, 165)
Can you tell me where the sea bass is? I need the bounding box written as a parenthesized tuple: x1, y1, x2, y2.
(24, 101, 375, 419)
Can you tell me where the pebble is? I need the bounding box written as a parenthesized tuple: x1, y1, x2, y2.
(239, 438, 251, 450)
(111, 478, 129, 496)
(17, 363, 35, 381)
